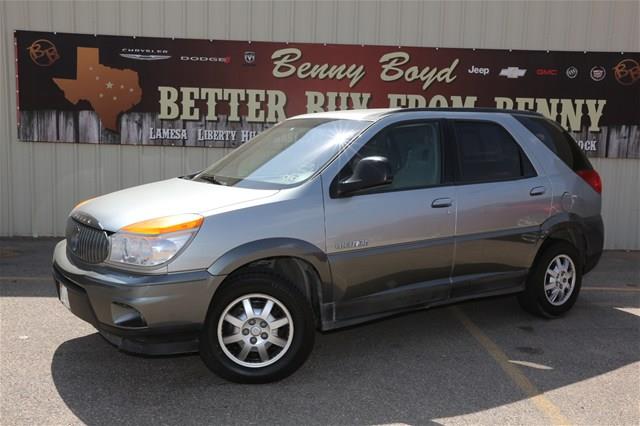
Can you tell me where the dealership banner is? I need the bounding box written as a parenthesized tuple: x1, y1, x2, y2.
(14, 30, 640, 158)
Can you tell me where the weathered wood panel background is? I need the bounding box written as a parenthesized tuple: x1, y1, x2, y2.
(18, 109, 640, 159)
(19, 110, 270, 147)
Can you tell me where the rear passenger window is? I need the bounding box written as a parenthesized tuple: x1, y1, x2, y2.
(514, 115, 593, 172)
(453, 121, 536, 183)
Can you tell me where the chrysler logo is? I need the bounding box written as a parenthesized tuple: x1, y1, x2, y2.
(120, 53, 171, 61)
(120, 48, 171, 61)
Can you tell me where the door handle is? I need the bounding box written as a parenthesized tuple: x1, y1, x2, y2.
(431, 198, 453, 208)
(530, 186, 546, 196)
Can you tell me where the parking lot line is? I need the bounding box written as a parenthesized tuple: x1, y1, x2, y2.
(0, 276, 51, 281)
(582, 286, 640, 292)
(451, 306, 572, 426)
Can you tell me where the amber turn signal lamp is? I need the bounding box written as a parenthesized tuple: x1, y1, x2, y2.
(121, 214, 204, 235)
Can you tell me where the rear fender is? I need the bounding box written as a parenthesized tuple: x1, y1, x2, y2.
(538, 213, 600, 271)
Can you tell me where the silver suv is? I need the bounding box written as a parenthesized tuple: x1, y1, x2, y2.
(53, 108, 604, 383)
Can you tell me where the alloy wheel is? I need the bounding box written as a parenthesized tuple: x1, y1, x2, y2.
(217, 293, 294, 368)
(544, 254, 576, 306)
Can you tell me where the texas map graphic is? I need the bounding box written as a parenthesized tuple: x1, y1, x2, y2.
(53, 47, 142, 131)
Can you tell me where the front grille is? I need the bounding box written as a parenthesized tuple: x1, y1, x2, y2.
(65, 217, 109, 264)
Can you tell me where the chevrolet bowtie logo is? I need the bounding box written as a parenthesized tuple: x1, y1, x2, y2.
(499, 67, 527, 79)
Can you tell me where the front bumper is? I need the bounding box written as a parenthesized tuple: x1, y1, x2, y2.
(52, 240, 226, 355)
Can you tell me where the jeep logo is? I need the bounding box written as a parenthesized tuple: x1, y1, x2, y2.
(468, 65, 490, 75)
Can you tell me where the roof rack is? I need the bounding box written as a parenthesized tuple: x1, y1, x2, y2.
(386, 107, 543, 117)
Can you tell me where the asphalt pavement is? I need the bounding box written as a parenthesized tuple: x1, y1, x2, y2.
(1, 238, 639, 425)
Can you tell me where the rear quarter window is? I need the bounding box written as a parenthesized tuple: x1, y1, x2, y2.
(515, 115, 593, 172)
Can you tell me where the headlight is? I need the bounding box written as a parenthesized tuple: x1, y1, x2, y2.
(108, 214, 203, 267)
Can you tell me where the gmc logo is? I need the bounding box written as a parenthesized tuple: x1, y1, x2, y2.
(536, 68, 559, 76)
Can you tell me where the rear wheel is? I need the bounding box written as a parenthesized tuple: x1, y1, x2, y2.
(518, 241, 583, 317)
(199, 271, 315, 383)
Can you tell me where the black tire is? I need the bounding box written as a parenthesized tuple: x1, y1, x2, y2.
(199, 270, 315, 383)
(518, 241, 583, 318)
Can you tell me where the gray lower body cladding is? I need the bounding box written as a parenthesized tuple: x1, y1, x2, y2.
(582, 215, 604, 273)
(52, 264, 212, 354)
(52, 241, 224, 355)
(52, 214, 604, 354)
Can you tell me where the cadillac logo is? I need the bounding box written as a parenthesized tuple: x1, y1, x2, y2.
(590, 66, 606, 81)
(27, 39, 60, 67)
(244, 50, 256, 65)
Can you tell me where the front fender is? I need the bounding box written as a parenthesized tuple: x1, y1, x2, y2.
(207, 237, 333, 300)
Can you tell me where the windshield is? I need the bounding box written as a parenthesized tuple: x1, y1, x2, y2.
(194, 118, 370, 189)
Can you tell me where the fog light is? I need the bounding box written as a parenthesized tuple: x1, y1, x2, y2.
(111, 302, 147, 328)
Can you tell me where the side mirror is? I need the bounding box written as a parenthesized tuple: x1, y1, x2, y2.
(333, 156, 393, 197)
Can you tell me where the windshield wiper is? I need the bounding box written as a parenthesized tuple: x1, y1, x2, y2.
(198, 175, 225, 185)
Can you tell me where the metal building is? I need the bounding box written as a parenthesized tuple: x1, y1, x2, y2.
(0, 0, 638, 249)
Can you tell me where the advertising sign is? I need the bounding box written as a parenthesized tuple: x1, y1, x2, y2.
(15, 30, 640, 158)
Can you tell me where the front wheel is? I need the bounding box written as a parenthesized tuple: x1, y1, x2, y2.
(199, 271, 315, 383)
(518, 241, 583, 318)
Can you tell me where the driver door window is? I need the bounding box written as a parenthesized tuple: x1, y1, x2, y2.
(337, 122, 443, 193)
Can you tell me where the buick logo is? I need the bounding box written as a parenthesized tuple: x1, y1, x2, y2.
(565, 66, 578, 79)
(244, 51, 256, 65)
(27, 39, 60, 67)
(69, 224, 80, 252)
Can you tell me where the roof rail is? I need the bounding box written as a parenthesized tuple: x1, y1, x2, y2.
(386, 107, 544, 117)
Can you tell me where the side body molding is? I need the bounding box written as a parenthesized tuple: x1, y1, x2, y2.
(207, 238, 334, 321)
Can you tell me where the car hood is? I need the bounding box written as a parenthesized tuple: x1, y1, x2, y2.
(74, 178, 279, 232)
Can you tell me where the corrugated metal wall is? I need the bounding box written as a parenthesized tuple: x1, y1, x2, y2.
(1, 0, 639, 249)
